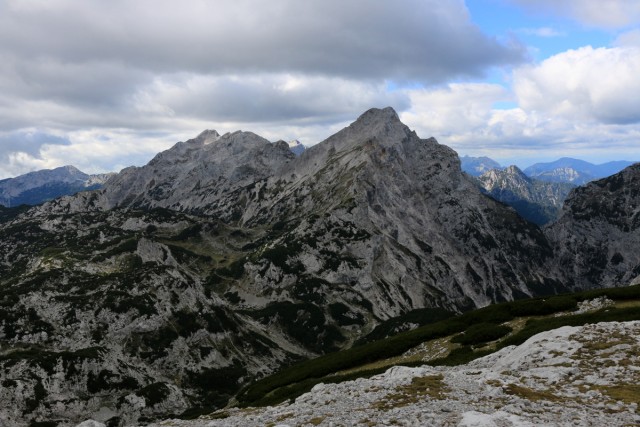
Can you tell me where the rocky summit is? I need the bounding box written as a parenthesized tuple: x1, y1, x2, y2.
(477, 165, 575, 226)
(0, 108, 638, 426)
(547, 163, 640, 290)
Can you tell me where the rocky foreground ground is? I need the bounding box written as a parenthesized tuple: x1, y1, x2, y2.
(117, 320, 640, 427)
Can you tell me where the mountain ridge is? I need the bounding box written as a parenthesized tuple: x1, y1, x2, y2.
(477, 165, 575, 225)
(1, 107, 639, 425)
(0, 165, 114, 207)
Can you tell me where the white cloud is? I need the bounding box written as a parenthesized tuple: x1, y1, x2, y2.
(509, 0, 640, 29)
(400, 83, 510, 137)
(401, 70, 640, 164)
(513, 46, 640, 124)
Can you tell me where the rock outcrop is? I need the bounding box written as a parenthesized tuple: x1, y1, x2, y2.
(546, 163, 640, 289)
(477, 165, 575, 225)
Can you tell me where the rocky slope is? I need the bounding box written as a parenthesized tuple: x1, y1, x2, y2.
(0, 108, 566, 425)
(146, 320, 640, 427)
(0, 165, 113, 207)
(477, 165, 575, 225)
(546, 163, 640, 290)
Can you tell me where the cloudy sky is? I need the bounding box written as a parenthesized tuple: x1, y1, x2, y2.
(0, 0, 639, 178)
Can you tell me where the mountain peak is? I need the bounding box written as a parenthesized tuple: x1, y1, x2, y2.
(504, 165, 527, 177)
(351, 107, 402, 130)
(196, 129, 221, 145)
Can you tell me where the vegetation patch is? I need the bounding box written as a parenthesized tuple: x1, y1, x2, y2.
(502, 383, 563, 402)
(238, 285, 640, 408)
(372, 375, 448, 411)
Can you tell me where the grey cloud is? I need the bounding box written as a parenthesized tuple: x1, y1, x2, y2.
(138, 74, 411, 123)
(0, 0, 524, 83)
(0, 131, 71, 161)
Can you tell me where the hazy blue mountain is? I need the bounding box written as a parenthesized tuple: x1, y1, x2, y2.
(524, 157, 637, 184)
(0, 165, 114, 207)
(460, 155, 502, 176)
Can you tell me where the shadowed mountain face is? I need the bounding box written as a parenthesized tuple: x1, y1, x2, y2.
(477, 165, 575, 226)
(1, 107, 624, 425)
(546, 163, 640, 290)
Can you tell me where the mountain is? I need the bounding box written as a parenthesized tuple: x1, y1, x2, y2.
(0, 165, 114, 207)
(459, 155, 502, 176)
(546, 163, 640, 290)
(477, 165, 575, 225)
(524, 157, 637, 184)
(0, 108, 564, 425)
(287, 139, 306, 156)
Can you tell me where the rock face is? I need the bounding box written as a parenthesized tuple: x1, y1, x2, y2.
(0, 165, 113, 207)
(477, 165, 575, 225)
(144, 321, 640, 427)
(546, 163, 640, 289)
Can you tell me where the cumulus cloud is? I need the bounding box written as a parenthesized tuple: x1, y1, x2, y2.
(401, 72, 640, 164)
(133, 74, 410, 124)
(400, 83, 510, 137)
(0, 128, 189, 179)
(509, 0, 640, 29)
(513, 46, 640, 124)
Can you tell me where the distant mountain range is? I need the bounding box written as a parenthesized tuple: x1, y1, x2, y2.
(476, 166, 575, 226)
(460, 155, 502, 176)
(463, 156, 637, 224)
(461, 155, 637, 184)
(0, 165, 114, 207)
(523, 157, 637, 184)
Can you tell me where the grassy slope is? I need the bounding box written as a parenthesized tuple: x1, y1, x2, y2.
(234, 285, 640, 409)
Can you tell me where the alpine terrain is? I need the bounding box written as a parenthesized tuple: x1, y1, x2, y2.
(547, 163, 640, 290)
(476, 165, 575, 226)
(0, 108, 638, 426)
